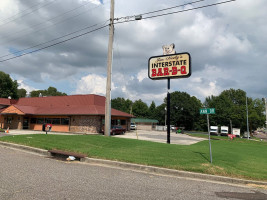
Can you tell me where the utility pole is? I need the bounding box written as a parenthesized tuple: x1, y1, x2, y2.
(230, 119, 232, 134)
(104, 0, 114, 136)
(262, 98, 267, 130)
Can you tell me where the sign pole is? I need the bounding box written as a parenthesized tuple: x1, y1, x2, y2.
(207, 114, 212, 163)
(167, 78, 170, 144)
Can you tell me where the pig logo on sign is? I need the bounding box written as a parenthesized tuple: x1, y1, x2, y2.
(162, 43, 176, 55)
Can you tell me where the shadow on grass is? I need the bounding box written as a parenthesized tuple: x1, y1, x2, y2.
(193, 151, 209, 162)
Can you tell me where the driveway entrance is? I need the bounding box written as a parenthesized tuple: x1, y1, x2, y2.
(114, 130, 206, 145)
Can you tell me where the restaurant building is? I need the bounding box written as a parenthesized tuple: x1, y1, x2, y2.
(0, 94, 133, 133)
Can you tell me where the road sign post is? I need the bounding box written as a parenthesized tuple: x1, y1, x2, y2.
(200, 108, 215, 163)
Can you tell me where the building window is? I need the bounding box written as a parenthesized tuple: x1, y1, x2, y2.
(111, 119, 117, 125)
(121, 120, 126, 125)
(7, 117, 12, 124)
(37, 118, 45, 124)
(31, 118, 37, 124)
(61, 118, 69, 125)
(45, 118, 52, 124)
(44, 118, 60, 125)
(51, 118, 60, 125)
(32, 118, 69, 125)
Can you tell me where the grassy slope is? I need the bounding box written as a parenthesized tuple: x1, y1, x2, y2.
(0, 134, 266, 181)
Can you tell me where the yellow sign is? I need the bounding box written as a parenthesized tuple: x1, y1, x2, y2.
(148, 52, 191, 79)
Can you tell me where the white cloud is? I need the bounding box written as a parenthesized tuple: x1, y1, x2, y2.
(17, 80, 37, 94)
(0, 0, 19, 19)
(178, 12, 215, 47)
(137, 69, 147, 82)
(79, 0, 101, 5)
(75, 74, 107, 95)
(211, 33, 252, 56)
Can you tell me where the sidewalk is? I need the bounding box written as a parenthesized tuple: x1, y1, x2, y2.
(1, 129, 205, 145)
(0, 129, 77, 136)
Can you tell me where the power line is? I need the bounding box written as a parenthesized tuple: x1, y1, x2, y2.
(115, 0, 236, 23)
(142, 0, 206, 15)
(0, 20, 109, 59)
(115, 0, 206, 21)
(0, 0, 58, 27)
(0, 1, 108, 46)
(142, 0, 236, 20)
(0, 24, 109, 63)
(0, 1, 44, 22)
(0, 0, 236, 63)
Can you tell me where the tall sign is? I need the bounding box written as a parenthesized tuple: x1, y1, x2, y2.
(148, 44, 191, 144)
(148, 52, 191, 80)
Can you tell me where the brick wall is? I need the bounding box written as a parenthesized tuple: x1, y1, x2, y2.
(4, 116, 22, 129)
(70, 116, 101, 134)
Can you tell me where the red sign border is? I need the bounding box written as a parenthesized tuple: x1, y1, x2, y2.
(148, 52, 191, 80)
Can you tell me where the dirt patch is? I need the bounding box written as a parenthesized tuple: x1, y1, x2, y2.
(201, 163, 227, 176)
(246, 184, 267, 190)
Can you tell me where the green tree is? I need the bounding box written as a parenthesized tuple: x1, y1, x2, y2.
(249, 98, 265, 131)
(205, 88, 265, 133)
(0, 71, 18, 99)
(153, 103, 166, 125)
(168, 91, 202, 130)
(111, 97, 133, 114)
(30, 86, 67, 97)
(17, 88, 27, 98)
(132, 99, 149, 118)
(148, 101, 156, 119)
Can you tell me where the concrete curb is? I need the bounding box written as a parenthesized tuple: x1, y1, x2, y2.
(83, 157, 267, 186)
(0, 141, 49, 156)
(1, 141, 267, 187)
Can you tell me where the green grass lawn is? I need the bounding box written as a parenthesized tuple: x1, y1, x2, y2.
(0, 134, 267, 181)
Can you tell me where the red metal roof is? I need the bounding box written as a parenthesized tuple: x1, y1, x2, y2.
(0, 94, 133, 117)
(0, 98, 11, 106)
(15, 94, 105, 107)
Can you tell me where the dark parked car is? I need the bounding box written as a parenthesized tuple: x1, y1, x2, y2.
(111, 125, 126, 135)
(101, 125, 126, 135)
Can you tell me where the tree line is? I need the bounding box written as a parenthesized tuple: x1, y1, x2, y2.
(112, 89, 265, 132)
(0, 71, 265, 132)
(0, 71, 66, 98)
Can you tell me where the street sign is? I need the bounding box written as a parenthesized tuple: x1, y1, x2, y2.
(200, 108, 216, 163)
(200, 108, 215, 114)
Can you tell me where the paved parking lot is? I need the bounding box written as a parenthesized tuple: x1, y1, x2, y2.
(115, 130, 206, 145)
(1, 129, 206, 145)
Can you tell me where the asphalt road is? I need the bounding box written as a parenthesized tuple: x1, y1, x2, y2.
(0, 146, 266, 200)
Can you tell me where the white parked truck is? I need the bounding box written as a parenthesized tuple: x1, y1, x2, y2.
(210, 126, 219, 135)
(220, 126, 229, 136)
(232, 128, 240, 137)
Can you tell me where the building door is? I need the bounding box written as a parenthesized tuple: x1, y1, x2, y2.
(23, 117, 29, 129)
